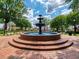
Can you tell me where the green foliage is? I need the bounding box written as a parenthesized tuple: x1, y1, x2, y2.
(50, 15, 67, 32)
(15, 18, 31, 30)
(70, 0, 79, 11)
(0, 0, 25, 23)
(50, 11, 79, 32)
(0, 18, 4, 23)
(0, 0, 26, 35)
(67, 12, 79, 25)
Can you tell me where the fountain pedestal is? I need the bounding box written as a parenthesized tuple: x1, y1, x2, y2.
(9, 15, 73, 51)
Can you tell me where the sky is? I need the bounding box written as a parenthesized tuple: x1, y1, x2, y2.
(0, 0, 73, 29)
(23, 0, 72, 25)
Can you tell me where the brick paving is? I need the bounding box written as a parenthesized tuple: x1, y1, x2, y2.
(0, 35, 79, 59)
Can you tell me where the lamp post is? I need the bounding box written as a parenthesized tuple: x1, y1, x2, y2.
(4, 19, 7, 35)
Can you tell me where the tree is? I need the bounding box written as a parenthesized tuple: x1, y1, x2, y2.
(70, 0, 79, 11)
(0, 18, 4, 23)
(50, 15, 67, 32)
(0, 0, 25, 35)
(66, 11, 79, 33)
(15, 18, 31, 30)
(50, 11, 79, 32)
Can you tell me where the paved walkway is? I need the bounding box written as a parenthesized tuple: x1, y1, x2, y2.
(0, 35, 79, 59)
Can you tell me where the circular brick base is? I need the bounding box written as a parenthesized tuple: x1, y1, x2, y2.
(19, 34, 61, 41)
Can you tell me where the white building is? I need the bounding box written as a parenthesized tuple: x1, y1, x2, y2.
(0, 23, 4, 30)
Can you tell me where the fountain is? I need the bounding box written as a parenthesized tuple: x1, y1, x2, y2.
(9, 15, 73, 51)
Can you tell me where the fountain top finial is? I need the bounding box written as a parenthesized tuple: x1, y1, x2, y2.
(39, 15, 42, 17)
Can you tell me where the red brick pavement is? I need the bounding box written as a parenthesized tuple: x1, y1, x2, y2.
(0, 35, 79, 59)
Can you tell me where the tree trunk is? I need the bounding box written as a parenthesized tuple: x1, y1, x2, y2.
(20, 27, 23, 30)
(25, 27, 26, 31)
(56, 27, 59, 32)
(4, 22, 7, 35)
(74, 25, 76, 34)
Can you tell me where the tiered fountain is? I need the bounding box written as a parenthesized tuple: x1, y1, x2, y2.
(9, 15, 73, 51)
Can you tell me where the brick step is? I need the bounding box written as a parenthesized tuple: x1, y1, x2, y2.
(13, 39, 68, 46)
(8, 40, 73, 51)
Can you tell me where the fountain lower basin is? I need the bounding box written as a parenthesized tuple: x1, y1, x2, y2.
(19, 32, 61, 41)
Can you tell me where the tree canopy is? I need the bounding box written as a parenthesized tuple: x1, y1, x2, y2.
(0, 0, 25, 21)
(50, 11, 79, 32)
(0, 0, 29, 29)
(50, 15, 67, 32)
(70, 0, 79, 11)
(15, 18, 31, 30)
